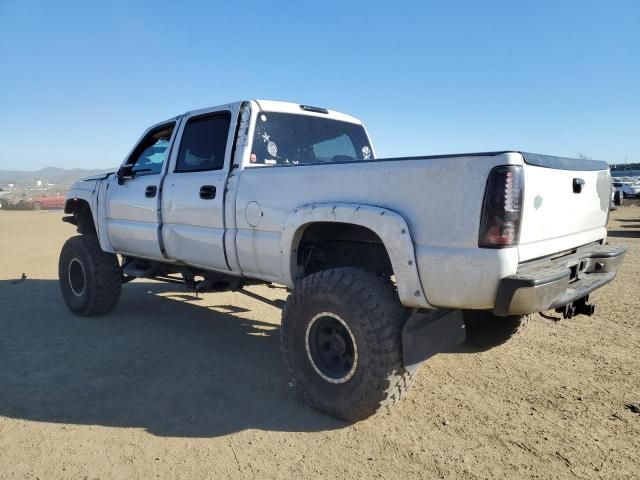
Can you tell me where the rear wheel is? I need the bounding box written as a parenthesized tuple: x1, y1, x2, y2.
(32, 201, 43, 211)
(281, 268, 414, 422)
(58, 235, 122, 316)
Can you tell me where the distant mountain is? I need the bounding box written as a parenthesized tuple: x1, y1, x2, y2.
(0, 167, 114, 187)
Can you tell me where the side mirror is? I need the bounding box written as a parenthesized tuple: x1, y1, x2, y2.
(117, 165, 134, 185)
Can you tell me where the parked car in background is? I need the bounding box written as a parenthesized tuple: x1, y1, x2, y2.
(25, 194, 66, 210)
(613, 180, 640, 198)
(611, 182, 623, 207)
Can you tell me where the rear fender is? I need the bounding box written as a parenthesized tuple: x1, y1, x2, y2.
(281, 203, 431, 308)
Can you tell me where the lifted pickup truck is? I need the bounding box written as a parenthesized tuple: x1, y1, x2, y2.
(59, 100, 626, 421)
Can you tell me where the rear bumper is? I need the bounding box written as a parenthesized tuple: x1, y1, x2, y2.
(494, 243, 627, 316)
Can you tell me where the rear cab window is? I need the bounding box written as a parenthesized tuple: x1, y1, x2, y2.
(249, 112, 373, 166)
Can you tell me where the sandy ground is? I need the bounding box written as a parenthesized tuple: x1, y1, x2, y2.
(0, 208, 638, 479)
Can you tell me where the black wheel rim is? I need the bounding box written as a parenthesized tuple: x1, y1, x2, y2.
(306, 313, 358, 383)
(68, 258, 86, 296)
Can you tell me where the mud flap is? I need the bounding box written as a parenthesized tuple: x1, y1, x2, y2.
(402, 309, 466, 372)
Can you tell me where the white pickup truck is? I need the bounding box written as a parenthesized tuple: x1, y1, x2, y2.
(59, 100, 626, 421)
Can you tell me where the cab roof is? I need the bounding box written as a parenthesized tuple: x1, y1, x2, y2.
(151, 100, 364, 133)
(250, 99, 364, 125)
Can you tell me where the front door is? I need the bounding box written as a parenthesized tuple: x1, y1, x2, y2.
(105, 121, 178, 260)
(161, 107, 236, 271)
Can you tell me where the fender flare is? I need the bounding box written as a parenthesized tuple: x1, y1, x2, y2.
(64, 183, 116, 254)
(280, 203, 431, 308)
(64, 189, 97, 229)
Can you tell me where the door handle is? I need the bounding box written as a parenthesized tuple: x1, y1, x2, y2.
(145, 185, 157, 198)
(199, 185, 216, 200)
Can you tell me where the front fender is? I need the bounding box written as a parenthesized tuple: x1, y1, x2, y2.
(65, 180, 115, 254)
(281, 203, 432, 308)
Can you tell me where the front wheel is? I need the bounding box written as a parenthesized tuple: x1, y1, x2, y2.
(281, 268, 414, 422)
(58, 235, 122, 316)
(32, 201, 43, 211)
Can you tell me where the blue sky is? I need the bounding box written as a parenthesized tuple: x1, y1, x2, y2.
(0, 0, 638, 171)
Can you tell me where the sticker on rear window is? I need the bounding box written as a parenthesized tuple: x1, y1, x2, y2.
(267, 141, 278, 157)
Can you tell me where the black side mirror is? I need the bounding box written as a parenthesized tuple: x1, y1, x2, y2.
(117, 165, 134, 185)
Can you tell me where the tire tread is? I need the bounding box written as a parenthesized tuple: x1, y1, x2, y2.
(58, 235, 121, 316)
(281, 267, 414, 421)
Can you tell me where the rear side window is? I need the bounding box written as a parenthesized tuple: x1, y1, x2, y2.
(175, 113, 231, 172)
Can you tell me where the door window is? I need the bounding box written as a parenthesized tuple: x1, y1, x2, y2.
(175, 113, 231, 172)
(126, 123, 175, 176)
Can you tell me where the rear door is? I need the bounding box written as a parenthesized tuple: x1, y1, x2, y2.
(161, 106, 238, 271)
(518, 153, 611, 261)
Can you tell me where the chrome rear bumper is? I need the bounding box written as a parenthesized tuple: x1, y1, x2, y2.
(494, 243, 627, 316)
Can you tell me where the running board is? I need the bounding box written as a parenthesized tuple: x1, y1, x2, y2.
(122, 261, 161, 279)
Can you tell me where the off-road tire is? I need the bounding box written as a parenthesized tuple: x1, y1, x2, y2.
(281, 268, 415, 422)
(32, 201, 43, 211)
(463, 311, 532, 350)
(58, 235, 122, 316)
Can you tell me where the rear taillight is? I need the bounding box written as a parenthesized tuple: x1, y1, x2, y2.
(479, 165, 523, 247)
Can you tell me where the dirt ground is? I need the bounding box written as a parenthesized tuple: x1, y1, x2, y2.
(0, 208, 638, 479)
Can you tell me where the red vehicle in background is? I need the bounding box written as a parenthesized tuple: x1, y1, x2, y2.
(27, 194, 66, 210)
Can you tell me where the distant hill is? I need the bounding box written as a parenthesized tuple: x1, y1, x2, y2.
(0, 167, 114, 187)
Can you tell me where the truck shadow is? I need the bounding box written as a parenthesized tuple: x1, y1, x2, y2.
(608, 229, 640, 238)
(0, 279, 343, 438)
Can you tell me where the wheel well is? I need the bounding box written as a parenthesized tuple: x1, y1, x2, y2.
(64, 199, 96, 234)
(295, 222, 393, 278)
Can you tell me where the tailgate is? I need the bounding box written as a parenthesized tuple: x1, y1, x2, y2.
(518, 153, 611, 262)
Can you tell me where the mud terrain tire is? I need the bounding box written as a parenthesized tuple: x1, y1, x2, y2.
(281, 268, 414, 422)
(59, 235, 121, 316)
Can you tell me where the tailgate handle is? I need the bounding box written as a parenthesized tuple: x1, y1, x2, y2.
(573, 178, 585, 193)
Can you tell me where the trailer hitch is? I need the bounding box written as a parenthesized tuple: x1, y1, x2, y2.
(555, 295, 595, 319)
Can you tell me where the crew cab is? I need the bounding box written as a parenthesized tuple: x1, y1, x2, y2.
(58, 100, 626, 421)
